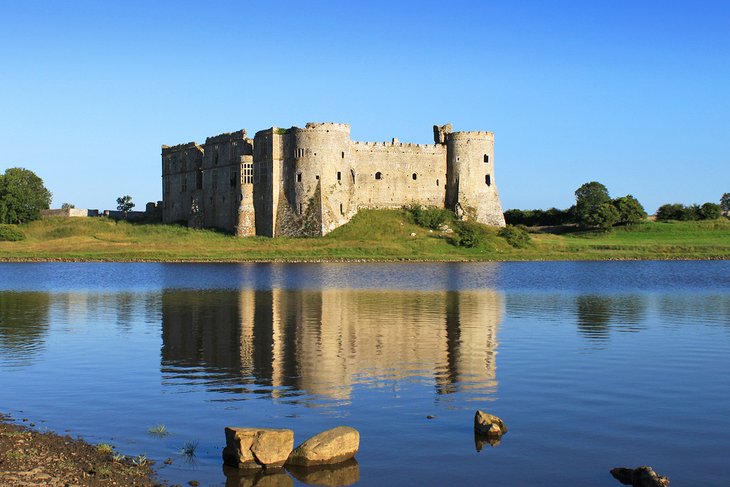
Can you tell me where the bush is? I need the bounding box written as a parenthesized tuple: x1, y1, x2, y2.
(699, 202, 721, 220)
(612, 195, 647, 225)
(408, 205, 452, 230)
(0, 224, 25, 241)
(454, 220, 486, 248)
(498, 225, 531, 248)
(504, 207, 573, 226)
(657, 202, 722, 221)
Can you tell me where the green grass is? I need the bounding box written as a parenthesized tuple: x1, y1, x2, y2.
(0, 212, 728, 262)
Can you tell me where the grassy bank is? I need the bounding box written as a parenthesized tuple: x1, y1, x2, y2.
(0, 210, 729, 262)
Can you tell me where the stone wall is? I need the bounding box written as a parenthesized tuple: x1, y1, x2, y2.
(41, 208, 100, 218)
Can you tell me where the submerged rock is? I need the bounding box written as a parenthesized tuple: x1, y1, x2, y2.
(223, 465, 294, 487)
(610, 466, 669, 487)
(223, 427, 294, 470)
(286, 458, 360, 486)
(287, 426, 360, 466)
(474, 410, 508, 437)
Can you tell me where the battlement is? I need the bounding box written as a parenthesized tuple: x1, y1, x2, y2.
(205, 129, 249, 145)
(161, 142, 203, 155)
(449, 131, 494, 141)
(302, 122, 351, 133)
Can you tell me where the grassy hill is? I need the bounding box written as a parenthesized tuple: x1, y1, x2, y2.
(1, 210, 729, 262)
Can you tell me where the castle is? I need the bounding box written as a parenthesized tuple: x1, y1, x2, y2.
(161, 122, 505, 237)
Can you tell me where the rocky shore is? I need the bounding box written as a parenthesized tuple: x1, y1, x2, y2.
(0, 414, 160, 487)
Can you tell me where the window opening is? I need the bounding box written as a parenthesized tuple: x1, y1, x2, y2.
(297, 173, 302, 182)
(412, 173, 417, 180)
(485, 175, 491, 186)
(337, 171, 341, 181)
(375, 172, 382, 180)
(341, 152, 345, 158)
(298, 203, 303, 215)
(315, 175, 320, 180)
(484, 154, 489, 163)
(340, 203, 343, 214)
(436, 179, 439, 186)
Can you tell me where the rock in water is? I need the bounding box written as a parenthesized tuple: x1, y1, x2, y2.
(287, 426, 360, 466)
(286, 458, 360, 486)
(474, 410, 508, 436)
(223, 427, 294, 470)
(610, 466, 669, 487)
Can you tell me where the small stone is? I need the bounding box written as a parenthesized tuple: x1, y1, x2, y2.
(474, 410, 507, 436)
(287, 426, 359, 466)
(223, 427, 294, 470)
(410, 232, 416, 237)
(610, 466, 669, 487)
(188, 481, 200, 486)
(426, 415, 435, 419)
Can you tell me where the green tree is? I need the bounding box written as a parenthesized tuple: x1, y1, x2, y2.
(0, 167, 52, 224)
(612, 195, 647, 225)
(656, 203, 685, 221)
(61, 202, 75, 209)
(720, 193, 730, 214)
(683, 204, 701, 221)
(575, 181, 611, 228)
(699, 202, 721, 220)
(116, 195, 135, 214)
(584, 202, 620, 231)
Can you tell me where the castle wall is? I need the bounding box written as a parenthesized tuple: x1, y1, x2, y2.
(161, 142, 204, 224)
(200, 130, 253, 233)
(350, 141, 447, 209)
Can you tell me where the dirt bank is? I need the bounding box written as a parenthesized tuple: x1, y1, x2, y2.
(0, 413, 161, 486)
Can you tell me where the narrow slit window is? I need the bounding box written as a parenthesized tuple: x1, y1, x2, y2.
(299, 203, 303, 215)
(484, 154, 489, 163)
(412, 173, 417, 180)
(297, 173, 302, 182)
(337, 171, 341, 181)
(341, 151, 345, 158)
(340, 203, 343, 214)
(485, 174, 491, 186)
(436, 179, 439, 186)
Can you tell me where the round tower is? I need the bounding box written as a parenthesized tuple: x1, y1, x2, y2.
(446, 131, 505, 226)
(287, 123, 353, 235)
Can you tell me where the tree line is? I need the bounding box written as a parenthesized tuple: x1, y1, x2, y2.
(505, 183, 729, 231)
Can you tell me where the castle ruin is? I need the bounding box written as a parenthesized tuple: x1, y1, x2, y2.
(161, 123, 505, 237)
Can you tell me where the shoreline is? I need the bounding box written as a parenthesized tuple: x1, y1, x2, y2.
(0, 413, 161, 487)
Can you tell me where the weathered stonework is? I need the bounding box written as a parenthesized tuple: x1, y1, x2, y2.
(162, 122, 505, 236)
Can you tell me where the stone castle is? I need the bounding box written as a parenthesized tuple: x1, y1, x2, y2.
(161, 122, 505, 237)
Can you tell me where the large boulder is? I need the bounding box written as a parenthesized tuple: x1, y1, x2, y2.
(474, 410, 508, 437)
(610, 466, 669, 487)
(287, 426, 360, 466)
(223, 427, 294, 470)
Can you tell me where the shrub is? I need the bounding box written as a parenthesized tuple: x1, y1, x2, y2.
(0, 224, 25, 241)
(498, 225, 532, 248)
(408, 205, 452, 229)
(454, 220, 486, 248)
(612, 195, 647, 225)
(699, 202, 721, 220)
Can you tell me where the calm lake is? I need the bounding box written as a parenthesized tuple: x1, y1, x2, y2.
(1, 261, 729, 486)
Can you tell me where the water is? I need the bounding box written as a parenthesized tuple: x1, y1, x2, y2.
(1, 261, 729, 486)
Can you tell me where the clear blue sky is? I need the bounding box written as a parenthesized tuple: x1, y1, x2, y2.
(1, 0, 728, 213)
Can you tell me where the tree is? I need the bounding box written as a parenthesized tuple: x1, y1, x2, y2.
(116, 195, 135, 214)
(721, 193, 730, 215)
(61, 202, 75, 209)
(0, 167, 52, 224)
(575, 181, 611, 228)
(699, 202, 721, 220)
(584, 202, 620, 231)
(612, 195, 647, 225)
(656, 203, 685, 221)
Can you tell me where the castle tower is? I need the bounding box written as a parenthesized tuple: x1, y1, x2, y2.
(284, 123, 354, 236)
(445, 131, 505, 226)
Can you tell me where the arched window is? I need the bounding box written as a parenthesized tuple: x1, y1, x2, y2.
(485, 175, 491, 186)
(375, 172, 382, 180)
(412, 173, 417, 180)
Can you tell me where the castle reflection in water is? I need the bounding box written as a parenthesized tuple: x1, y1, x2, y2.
(160, 289, 504, 402)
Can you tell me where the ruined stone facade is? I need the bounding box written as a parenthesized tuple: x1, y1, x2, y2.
(161, 123, 505, 237)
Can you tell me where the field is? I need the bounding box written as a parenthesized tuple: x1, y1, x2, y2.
(1, 210, 729, 262)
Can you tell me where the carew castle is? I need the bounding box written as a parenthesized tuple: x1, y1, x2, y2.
(161, 123, 505, 237)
